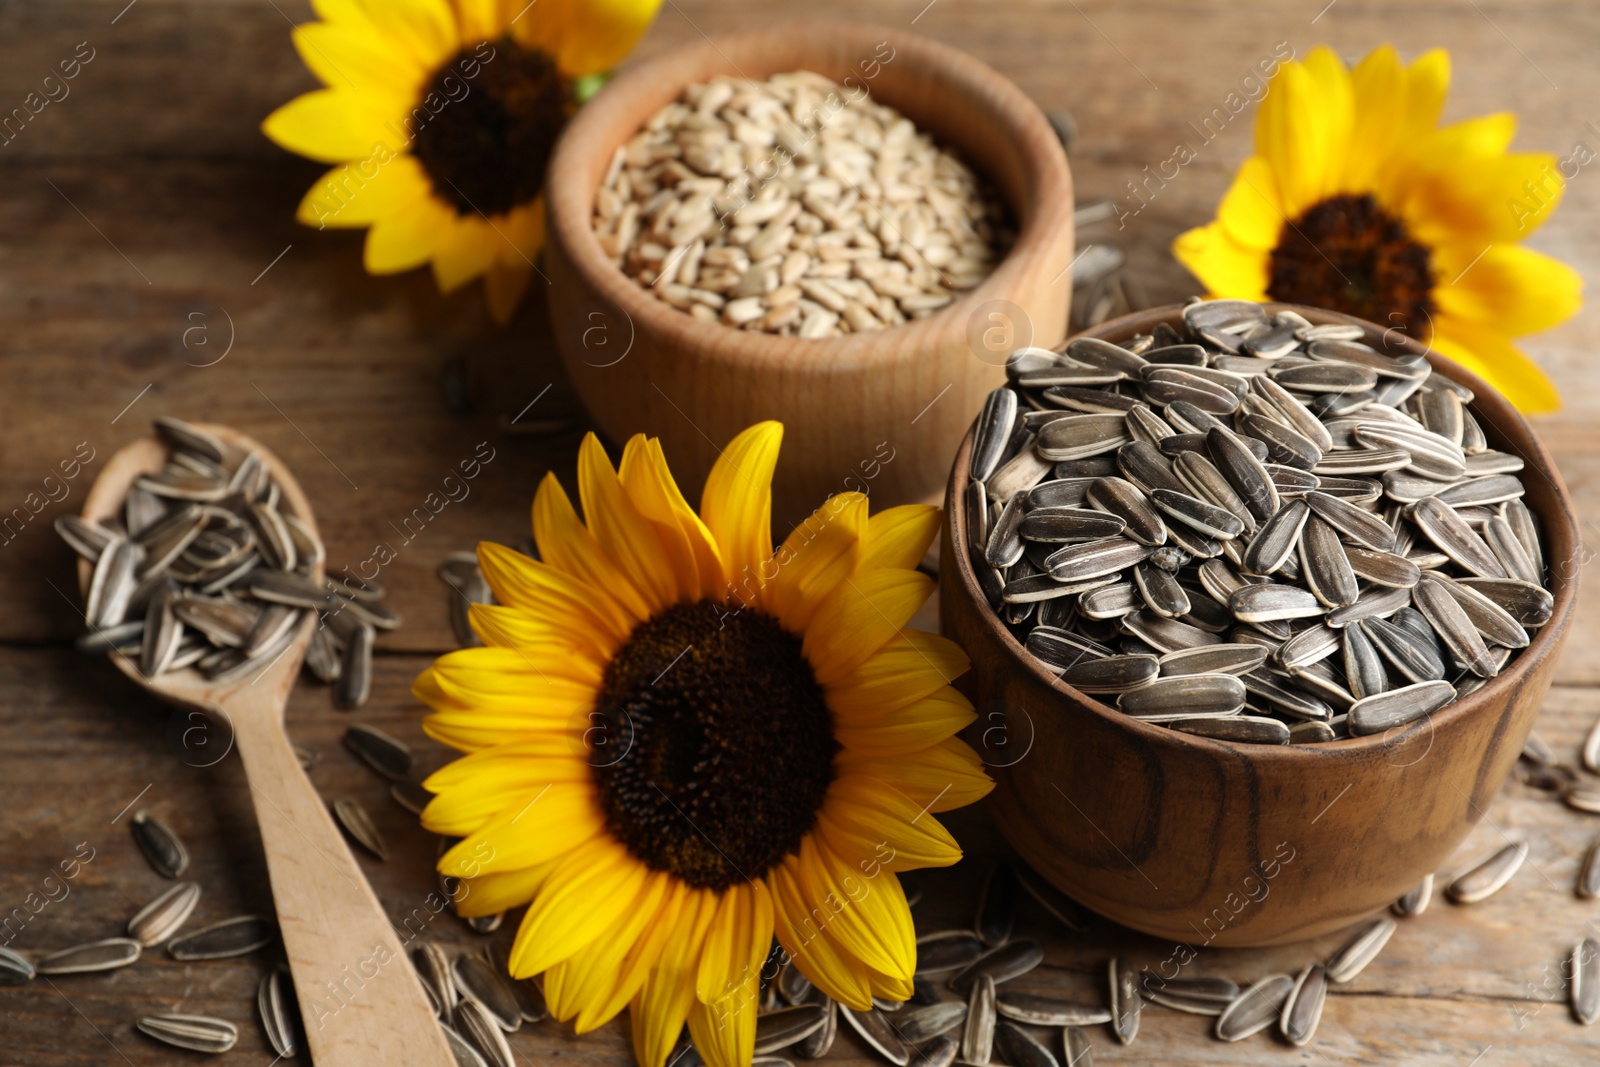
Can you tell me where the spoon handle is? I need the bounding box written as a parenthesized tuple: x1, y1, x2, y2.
(225, 697, 455, 1065)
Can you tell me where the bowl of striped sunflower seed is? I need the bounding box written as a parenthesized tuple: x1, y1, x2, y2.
(543, 21, 1075, 527)
(940, 298, 1579, 946)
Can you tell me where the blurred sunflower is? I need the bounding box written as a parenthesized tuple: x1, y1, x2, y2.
(262, 0, 661, 322)
(413, 422, 991, 1067)
(1174, 45, 1581, 413)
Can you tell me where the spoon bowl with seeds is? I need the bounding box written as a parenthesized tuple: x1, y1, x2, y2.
(75, 421, 453, 1066)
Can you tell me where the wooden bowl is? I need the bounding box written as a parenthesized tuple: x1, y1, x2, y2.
(939, 303, 1580, 946)
(544, 21, 1074, 528)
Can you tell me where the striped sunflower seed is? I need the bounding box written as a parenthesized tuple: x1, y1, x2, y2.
(1326, 917, 1396, 982)
(1579, 839, 1600, 900)
(1280, 963, 1327, 1046)
(995, 992, 1112, 1027)
(1348, 680, 1455, 735)
(994, 1020, 1058, 1067)
(915, 931, 985, 976)
(1109, 957, 1141, 1045)
(259, 968, 300, 1057)
(1158, 644, 1265, 676)
(1300, 516, 1359, 608)
(456, 999, 514, 1067)
(128, 880, 201, 947)
(1169, 715, 1290, 744)
(1573, 939, 1600, 1026)
(1242, 500, 1309, 574)
(842, 1005, 911, 1067)
(136, 1014, 238, 1054)
(1447, 841, 1529, 903)
(333, 796, 387, 859)
(169, 915, 275, 960)
(0, 946, 35, 985)
(1215, 974, 1294, 1041)
(1408, 497, 1505, 578)
(414, 944, 458, 1017)
(36, 937, 141, 975)
(949, 940, 1044, 993)
(972, 388, 1020, 482)
(1413, 577, 1497, 677)
(1394, 873, 1434, 917)
(890, 1001, 966, 1043)
(1044, 537, 1152, 582)
(131, 810, 189, 878)
(454, 952, 523, 1033)
(796, 998, 836, 1058)
(1064, 1026, 1093, 1067)
(1118, 674, 1245, 719)
(344, 722, 414, 781)
(756, 1004, 828, 1053)
(1229, 583, 1325, 623)
(1139, 975, 1239, 1015)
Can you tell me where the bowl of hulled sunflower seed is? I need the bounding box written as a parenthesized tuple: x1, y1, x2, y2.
(940, 298, 1579, 946)
(543, 21, 1075, 527)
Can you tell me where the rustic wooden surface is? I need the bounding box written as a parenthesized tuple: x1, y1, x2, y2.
(3, 1, 1599, 1064)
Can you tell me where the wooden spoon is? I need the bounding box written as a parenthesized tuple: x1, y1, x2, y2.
(79, 424, 453, 1065)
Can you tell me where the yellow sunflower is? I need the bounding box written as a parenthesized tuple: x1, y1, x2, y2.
(413, 422, 992, 1067)
(1173, 45, 1581, 413)
(262, 0, 661, 323)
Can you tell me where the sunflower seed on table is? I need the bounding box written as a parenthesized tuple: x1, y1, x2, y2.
(994, 1019, 1059, 1067)
(413, 944, 458, 1017)
(949, 940, 1044, 993)
(1585, 837, 1600, 898)
(1325, 917, 1397, 982)
(1215, 973, 1294, 1041)
(35, 937, 141, 975)
(959, 973, 997, 1065)
(1394, 873, 1434, 916)
(259, 968, 299, 1057)
(994, 991, 1111, 1027)
(889, 1001, 966, 1044)
(1064, 1026, 1093, 1067)
(137, 1014, 239, 1054)
(336, 622, 375, 709)
(168, 914, 274, 960)
(456, 999, 515, 1067)
(131, 810, 189, 878)
(1107, 957, 1141, 1045)
(841, 1004, 911, 1067)
(915, 1034, 957, 1067)
(915, 930, 986, 977)
(1573, 939, 1600, 1025)
(1566, 788, 1600, 815)
(344, 722, 414, 781)
(0, 946, 35, 985)
(333, 796, 387, 859)
(453, 952, 523, 1033)
(794, 997, 836, 1058)
(1280, 963, 1327, 1046)
(128, 880, 201, 947)
(1139, 974, 1239, 1016)
(1447, 841, 1529, 903)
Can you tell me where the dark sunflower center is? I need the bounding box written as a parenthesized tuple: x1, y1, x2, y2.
(1267, 193, 1435, 338)
(410, 38, 567, 217)
(590, 599, 838, 890)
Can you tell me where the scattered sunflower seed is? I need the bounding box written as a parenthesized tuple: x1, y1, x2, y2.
(1215, 974, 1294, 1041)
(36, 937, 141, 975)
(841, 1004, 911, 1067)
(259, 968, 300, 1058)
(127, 880, 201, 947)
(1394, 873, 1434, 917)
(1446, 841, 1529, 903)
(1109, 956, 1141, 1045)
(1280, 963, 1327, 1046)
(1325, 917, 1396, 982)
(168, 915, 275, 960)
(454, 952, 523, 1033)
(961, 974, 996, 1065)
(343, 722, 414, 780)
(130, 810, 189, 878)
(332, 796, 388, 860)
(136, 1013, 239, 1054)
(1572, 939, 1600, 1026)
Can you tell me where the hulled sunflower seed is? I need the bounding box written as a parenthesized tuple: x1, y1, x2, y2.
(128, 880, 201, 947)
(842, 1004, 911, 1067)
(136, 1014, 238, 1054)
(259, 968, 299, 1057)
(1447, 841, 1529, 903)
(131, 810, 189, 878)
(168, 914, 275, 960)
(1215, 974, 1294, 1041)
(36, 937, 141, 975)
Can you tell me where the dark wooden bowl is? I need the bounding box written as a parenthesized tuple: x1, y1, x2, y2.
(544, 21, 1074, 530)
(940, 303, 1580, 946)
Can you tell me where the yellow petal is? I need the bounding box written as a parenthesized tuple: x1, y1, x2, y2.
(835, 738, 995, 814)
(824, 629, 969, 719)
(423, 734, 594, 792)
(1215, 156, 1284, 251)
(579, 433, 679, 614)
(1171, 222, 1270, 300)
(701, 422, 783, 600)
(789, 835, 913, 981)
(695, 881, 774, 1007)
(620, 436, 726, 602)
(581, 878, 690, 1033)
(363, 190, 456, 273)
(859, 504, 940, 572)
(293, 20, 424, 98)
(1400, 48, 1451, 144)
(508, 836, 651, 975)
(631, 889, 718, 1067)
(454, 0, 506, 41)
(294, 152, 430, 230)
(802, 568, 935, 684)
(262, 89, 395, 164)
(832, 685, 977, 756)
(1429, 324, 1563, 414)
(515, 0, 664, 78)
(467, 601, 610, 662)
(1344, 45, 1406, 188)
(1433, 243, 1582, 336)
(545, 871, 672, 1031)
(448, 859, 559, 917)
(431, 213, 501, 292)
(762, 493, 868, 632)
(531, 472, 650, 634)
(1255, 53, 1348, 218)
(436, 782, 603, 872)
(818, 777, 963, 872)
(1401, 149, 1563, 246)
(688, 967, 758, 1067)
(767, 857, 874, 1010)
(360, 0, 460, 71)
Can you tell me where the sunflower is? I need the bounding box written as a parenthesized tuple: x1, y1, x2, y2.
(413, 422, 992, 1067)
(1173, 45, 1581, 413)
(261, 0, 661, 323)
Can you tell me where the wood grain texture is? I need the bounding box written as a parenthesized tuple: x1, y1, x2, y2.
(545, 21, 1075, 529)
(2, 0, 1599, 1062)
(941, 304, 1580, 946)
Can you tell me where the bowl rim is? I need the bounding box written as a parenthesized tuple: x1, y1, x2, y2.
(944, 301, 1582, 757)
(543, 19, 1074, 369)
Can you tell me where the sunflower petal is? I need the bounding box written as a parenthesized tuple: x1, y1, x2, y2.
(632, 890, 718, 1067)
(517, 0, 664, 78)
(1400, 48, 1451, 144)
(688, 969, 758, 1067)
(508, 837, 651, 975)
(832, 685, 977, 756)
(1215, 156, 1284, 251)
(448, 859, 559, 917)
(431, 213, 501, 292)
(531, 473, 650, 633)
(437, 783, 603, 874)
(860, 504, 940, 572)
(363, 191, 456, 273)
(768, 858, 874, 1010)
(790, 836, 913, 981)
(262, 89, 392, 164)
(836, 737, 995, 814)
(1429, 325, 1563, 415)
(545, 871, 672, 1031)
(1344, 45, 1406, 188)
(695, 881, 774, 1005)
(818, 777, 964, 872)
(620, 436, 727, 602)
(579, 434, 679, 613)
(1256, 55, 1345, 218)
(1433, 243, 1582, 336)
(584, 879, 690, 1033)
(763, 493, 868, 632)
(802, 569, 936, 684)
(825, 629, 969, 719)
(1171, 222, 1270, 300)
(701, 422, 783, 601)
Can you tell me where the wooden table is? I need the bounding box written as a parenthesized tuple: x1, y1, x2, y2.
(3, 1, 1598, 1063)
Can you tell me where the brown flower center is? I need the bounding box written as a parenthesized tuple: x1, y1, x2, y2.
(590, 599, 838, 889)
(1267, 193, 1435, 338)
(410, 38, 567, 217)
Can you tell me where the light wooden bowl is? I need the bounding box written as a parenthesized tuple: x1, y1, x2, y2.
(940, 303, 1580, 946)
(544, 21, 1074, 528)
